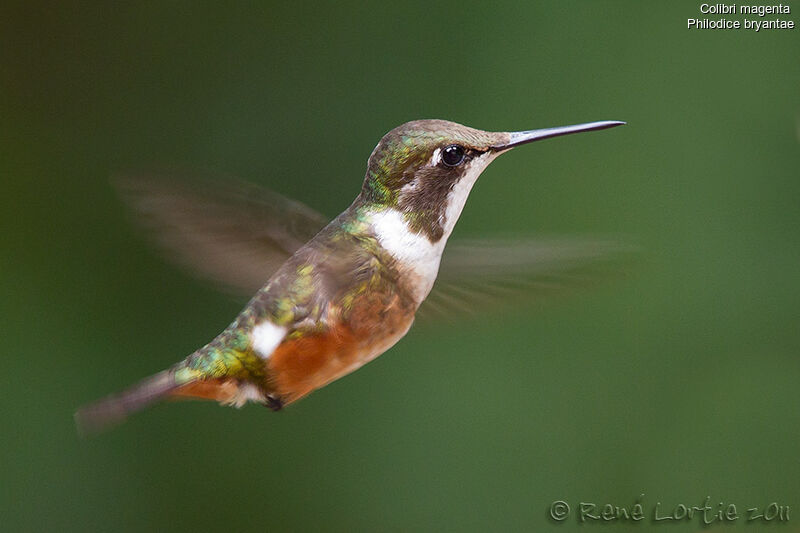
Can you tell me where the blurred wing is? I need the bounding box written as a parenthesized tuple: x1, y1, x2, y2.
(418, 237, 639, 324)
(116, 172, 328, 296)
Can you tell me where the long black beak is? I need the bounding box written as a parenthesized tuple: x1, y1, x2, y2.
(493, 120, 625, 150)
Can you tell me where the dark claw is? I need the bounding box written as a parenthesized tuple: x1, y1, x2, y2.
(265, 395, 284, 411)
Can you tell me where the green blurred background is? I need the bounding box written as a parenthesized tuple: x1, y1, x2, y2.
(2, 1, 799, 531)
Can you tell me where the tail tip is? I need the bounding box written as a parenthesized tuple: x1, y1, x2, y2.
(74, 400, 129, 437)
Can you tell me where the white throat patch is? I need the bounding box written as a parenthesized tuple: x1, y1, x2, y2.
(440, 152, 497, 236)
(369, 152, 498, 304)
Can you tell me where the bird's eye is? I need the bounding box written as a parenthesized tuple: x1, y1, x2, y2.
(441, 144, 466, 167)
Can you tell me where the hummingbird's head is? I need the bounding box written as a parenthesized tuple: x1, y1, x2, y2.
(360, 119, 623, 242)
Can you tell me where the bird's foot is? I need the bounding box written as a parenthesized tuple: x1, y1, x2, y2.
(265, 395, 284, 411)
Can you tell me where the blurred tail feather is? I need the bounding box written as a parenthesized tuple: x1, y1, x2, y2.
(74, 369, 182, 436)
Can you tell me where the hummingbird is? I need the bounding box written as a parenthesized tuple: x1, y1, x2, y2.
(75, 118, 626, 433)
